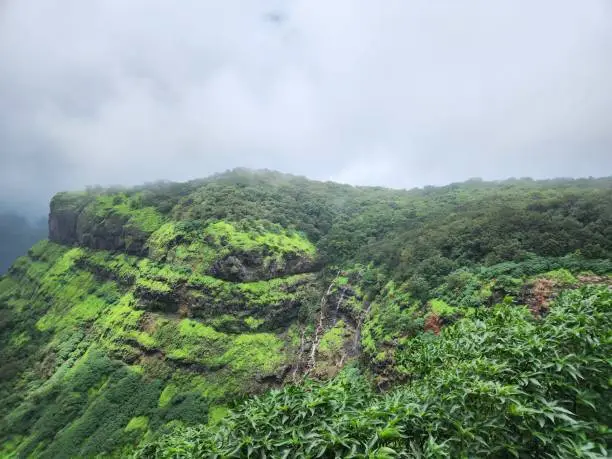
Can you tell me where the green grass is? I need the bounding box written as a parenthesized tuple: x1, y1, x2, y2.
(36, 269, 102, 332)
(429, 298, 457, 317)
(178, 319, 226, 340)
(537, 268, 578, 285)
(204, 220, 316, 256)
(318, 320, 347, 355)
(91, 194, 165, 233)
(219, 333, 285, 375)
(244, 316, 265, 330)
(148, 222, 181, 259)
(146, 219, 316, 277)
(157, 319, 230, 366)
(135, 277, 172, 294)
(159, 385, 179, 408)
(125, 416, 149, 432)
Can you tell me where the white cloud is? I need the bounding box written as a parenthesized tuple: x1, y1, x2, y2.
(1, 0, 611, 213)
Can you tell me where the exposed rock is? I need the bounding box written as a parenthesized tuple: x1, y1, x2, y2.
(48, 193, 92, 245)
(76, 211, 149, 255)
(211, 255, 251, 281)
(256, 364, 292, 385)
(135, 285, 182, 314)
(48, 207, 80, 245)
(49, 193, 150, 255)
(211, 251, 316, 282)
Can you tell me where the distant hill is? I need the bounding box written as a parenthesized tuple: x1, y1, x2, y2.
(0, 212, 47, 274)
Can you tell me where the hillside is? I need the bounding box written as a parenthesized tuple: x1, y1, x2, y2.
(1, 169, 611, 458)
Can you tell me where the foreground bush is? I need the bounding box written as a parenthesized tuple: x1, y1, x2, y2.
(138, 286, 611, 458)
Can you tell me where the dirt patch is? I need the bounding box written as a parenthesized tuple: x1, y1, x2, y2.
(577, 274, 612, 286)
(424, 313, 442, 334)
(140, 312, 159, 334)
(526, 278, 556, 316)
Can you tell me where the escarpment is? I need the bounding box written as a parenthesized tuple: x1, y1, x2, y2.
(3, 170, 611, 458)
(39, 184, 356, 401)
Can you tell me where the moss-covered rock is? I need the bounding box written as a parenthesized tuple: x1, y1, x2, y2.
(49, 192, 165, 255)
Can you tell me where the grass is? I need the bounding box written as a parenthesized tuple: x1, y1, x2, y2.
(148, 222, 181, 260)
(204, 220, 316, 256)
(318, 320, 347, 355)
(36, 269, 101, 332)
(159, 385, 179, 408)
(537, 268, 578, 285)
(178, 319, 226, 341)
(91, 194, 165, 233)
(147, 219, 316, 277)
(135, 277, 172, 294)
(244, 316, 265, 330)
(429, 298, 457, 317)
(125, 416, 149, 432)
(219, 333, 285, 375)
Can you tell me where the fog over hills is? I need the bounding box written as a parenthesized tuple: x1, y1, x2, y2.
(1, 0, 611, 215)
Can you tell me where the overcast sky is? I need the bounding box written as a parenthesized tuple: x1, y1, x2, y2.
(1, 0, 611, 215)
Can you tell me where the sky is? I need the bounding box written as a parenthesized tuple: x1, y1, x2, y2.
(1, 0, 611, 215)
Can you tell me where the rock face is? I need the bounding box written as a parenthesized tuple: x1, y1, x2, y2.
(48, 193, 89, 245)
(76, 212, 149, 254)
(48, 209, 79, 245)
(50, 207, 150, 255)
(49, 192, 154, 255)
(211, 251, 317, 282)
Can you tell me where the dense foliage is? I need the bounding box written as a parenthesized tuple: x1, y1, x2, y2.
(139, 287, 611, 458)
(0, 169, 610, 457)
(0, 237, 316, 458)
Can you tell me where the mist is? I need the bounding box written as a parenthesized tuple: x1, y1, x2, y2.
(1, 0, 611, 216)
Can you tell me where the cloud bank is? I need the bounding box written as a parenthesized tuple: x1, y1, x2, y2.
(1, 0, 611, 213)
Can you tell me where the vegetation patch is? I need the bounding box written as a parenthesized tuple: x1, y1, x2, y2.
(536, 268, 578, 286)
(220, 333, 285, 376)
(428, 298, 457, 318)
(90, 193, 165, 233)
(125, 416, 149, 432)
(158, 385, 179, 408)
(204, 220, 316, 256)
(3, 172, 612, 456)
(140, 286, 611, 458)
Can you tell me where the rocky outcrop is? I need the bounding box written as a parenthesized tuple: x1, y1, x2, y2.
(49, 192, 150, 255)
(76, 211, 149, 255)
(211, 251, 317, 282)
(48, 192, 92, 245)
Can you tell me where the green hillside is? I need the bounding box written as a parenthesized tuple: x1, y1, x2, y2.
(1, 169, 611, 458)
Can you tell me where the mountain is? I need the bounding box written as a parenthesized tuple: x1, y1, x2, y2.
(0, 213, 47, 274)
(1, 169, 610, 458)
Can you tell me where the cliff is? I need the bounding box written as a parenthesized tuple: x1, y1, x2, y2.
(1, 170, 611, 457)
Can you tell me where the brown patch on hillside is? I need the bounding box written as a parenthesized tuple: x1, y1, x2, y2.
(523, 274, 611, 317)
(424, 313, 442, 334)
(140, 313, 158, 333)
(577, 274, 612, 286)
(178, 303, 190, 318)
(526, 278, 556, 316)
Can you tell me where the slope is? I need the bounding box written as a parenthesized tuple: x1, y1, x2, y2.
(0, 169, 611, 457)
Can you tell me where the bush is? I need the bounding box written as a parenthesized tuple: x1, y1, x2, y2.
(139, 286, 611, 458)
